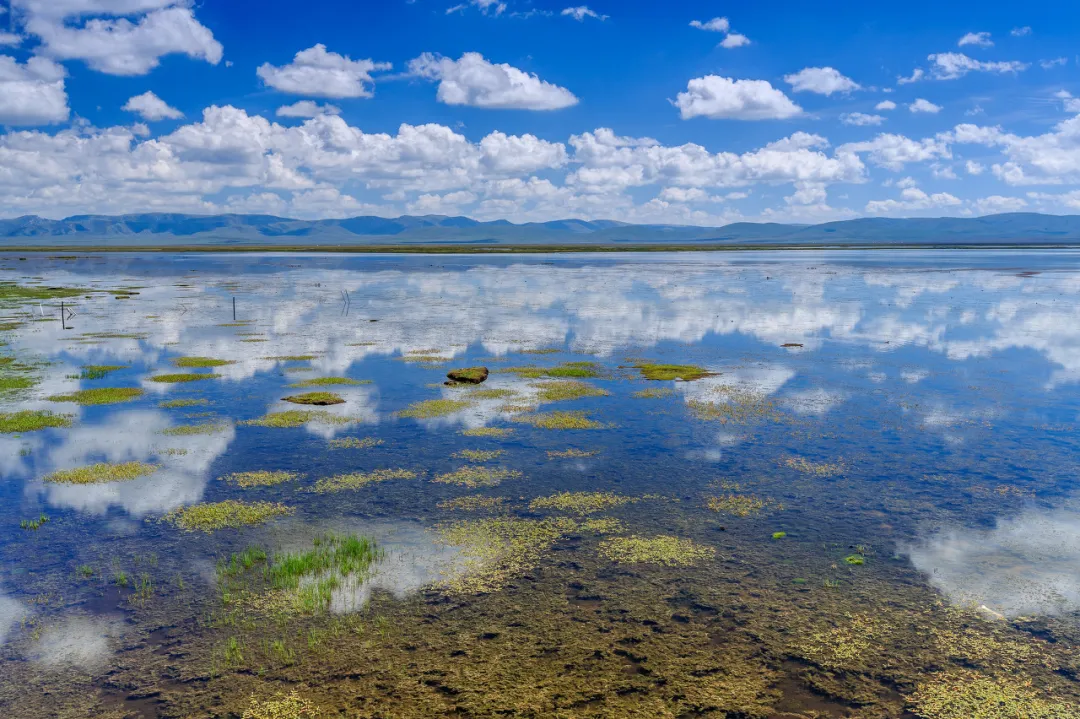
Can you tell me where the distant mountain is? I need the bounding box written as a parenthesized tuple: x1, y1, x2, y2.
(1, 212, 1079, 246)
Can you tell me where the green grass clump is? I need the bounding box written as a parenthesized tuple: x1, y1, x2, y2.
(266, 533, 382, 614)
(240, 410, 352, 428)
(78, 365, 128, 380)
(149, 373, 220, 383)
(532, 380, 609, 403)
(313, 468, 418, 493)
(633, 363, 713, 381)
(0, 410, 73, 433)
(159, 398, 209, 408)
(772, 531, 787, 540)
(328, 436, 383, 449)
(0, 282, 86, 302)
(44, 461, 158, 485)
(287, 376, 368, 388)
(504, 361, 603, 379)
(282, 391, 345, 406)
(433, 466, 522, 488)
(529, 491, 636, 516)
(906, 670, 1076, 718)
(398, 398, 472, 419)
(598, 535, 716, 566)
(216, 546, 268, 580)
(164, 500, 293, 532)
(547, 448, 599, 459)
(460, 426, 514, 437)
(453, 449, 504, 462)
(844, 554, 865, 566)
(161, 422, 228, 436)
(48, 386, 144, 405)
(173, 357, 235, 368)
(511, 410, 605, 430)
(0, 375, 35, 391)
(221, 471, 300, 488)
(20, 513, 49, 531)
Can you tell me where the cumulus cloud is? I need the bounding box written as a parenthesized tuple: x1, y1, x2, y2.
(719, 33, 751, 49)
(0, 55, 69, 125)
(1041, 57, 1068, 69)
(875, 100, 897, 111)
(561, 6, 606, 21)
(928, 52, 1028, 80)
(122, 90, 182, 121)
(865, 187, 961, 214)
(784, 67, 860, 96)
(897, 68, 924, 85)
(948, 114, 1080, 185)
(965, 160, 984, 175)
(974, 195, 1026, 213)
(408, 52, 578, 110)
(958, 31, 992, 48)
(840, 112, 884, 126)
(689, 17, 729, 32)
(257, 44, 390, 99)
(675, 76, 802, 120)
(838, 132, 951, 171)
(909, 98, 941, 113)
(275, 100, 341, 118)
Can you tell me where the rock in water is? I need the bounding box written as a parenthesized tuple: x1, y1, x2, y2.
(447, 367, 489, 384)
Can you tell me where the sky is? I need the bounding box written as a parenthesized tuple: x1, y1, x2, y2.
(1, 0, 1079, 225)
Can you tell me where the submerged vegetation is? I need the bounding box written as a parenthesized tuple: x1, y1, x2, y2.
(328, 436, 383, 449)
(529, 491, 637, 515)
(512, 410, 606, 429)
(159, 398, 210, 408)
(906, 670, 1076, 719)
(438, 495, 507, 511)
(161, 422, 228, 435)
(221, 470, 300, 488)
(288, 376, 368, 388)
(432, 466, 522, 488)
(313, 468, 418, 493)
(460, 426, 513, 437)
(43, 461, 157, 485)
(48, 386, 143, 405)
(242, 691, 323, 719)
(547, 448, 599, 459)
(452, 449, 504, 462)
(0, 409, 72, 433)
(164, 500, 293, 532)
(77, 364, 127, 379)
(531, 379, 609, 402)
(707, 494, 781, 517)
(598, 535, 716, 566)
(241, 410, 352, 428)
(784, 456, 846, 477)
(398, 398, 471, 418)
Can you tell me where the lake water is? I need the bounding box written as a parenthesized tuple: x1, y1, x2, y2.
(2, 250, 1079, 718)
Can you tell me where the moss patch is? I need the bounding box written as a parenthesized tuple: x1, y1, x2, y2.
(530, 491, 636, 516)
(173, 357, 235, 368)
(288, 376, 368, 388)
(164, 500, 293, 532)
(240, 410, 352, 428)
(0, 409, 73, 433)
(447, 367, 489, 384)
(221, 471, 300, 488)
(512, 410, 606, 430)
(598, 535, 716, 566)
(398, 398, 472, 419)
(433, 466, 523, 488)
(313, 468, 418, 493)
(453, 449, 504, 462)
(149, 373, 221, 383)
(48, 386, 144, 405)
(633, 363, 714, 381)
(44, 461, 158, 485)
(328, 436, 383, 449)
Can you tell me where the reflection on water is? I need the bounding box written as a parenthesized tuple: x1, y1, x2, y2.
(1, 250, 1079, 717)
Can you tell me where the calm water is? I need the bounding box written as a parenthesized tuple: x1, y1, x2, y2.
(2, 250, 1080, 718)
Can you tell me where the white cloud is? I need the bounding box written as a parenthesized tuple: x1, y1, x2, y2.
(0, 55, 69, 126)
(122, 90, 182, 121)
(838, 133, 951, 171)
(958, 31, 993, 48)
(689, 17, 729, 32)
(1011, 26, 1032, 37)
(865, 187, 961, 214)
(965, 160, 984, 175)
(408, 52, 578, 110)
(909, 98, 941, 113)
(784, 67, 860, 96)
(875, 100, 897, 111)
(974, 195, 1027, 213)
(719, 33, 750, 49)
(17, 1, 223, 76)
(675, 76, 802, 120)
(897, 68, 924, 85)
(561, 6, 606, 21)
(840, 112, 884, 126)
(275, 101, 341, 118)
(257, 44, 390, 99)
(928, 52, 1028, 80)
(448, 0, 506, 14)
(949, 114, 1080, 185)
(1041, 57, 1068, 69)
(0, 33, 21, 46)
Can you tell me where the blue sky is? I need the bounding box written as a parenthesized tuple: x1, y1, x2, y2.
(1, 0, 1079, 224)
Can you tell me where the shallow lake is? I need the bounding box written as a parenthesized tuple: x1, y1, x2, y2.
(1, 250, 1079, 718)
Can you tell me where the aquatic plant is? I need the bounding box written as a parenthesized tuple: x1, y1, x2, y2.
(906, 670, 1076, 719)
(575, 517, 627, 534)
(460, 426, 514, 437)
(503, 361, 604, 379)
(173, 357, 235, 368)
(242, 690, 322, 719)
(546, 448, 599, 459)
(796, 613, 886, 670)
(687, 388, 781, 424)
(398, 398, 472, 418)
(432, 466, 522, 488)
(597, 535, 716, 566)
(313, 468, 418, 493)
(0, 409, 73, 433)
(19, 513, 49, 531)
(633, 363, 713, 381)
(438, 495, 507, 511)
(288, 376, 368, 388)
(266, 533, 382, 614)
(632, 387, 676, 399)
(47, 386, 144, 405)
(159, 398, 210, 408)
(77, 365, 128, 379)
(328, 436, 383, 449)
(468, 388, 517, 400)
(149, 373, 221, 383)
(784, 456, 846, 477)
(844, 554, 865, 565)
(529, 491, 637, 516)
(221, 471, 300, 488)
(241, 410, 352, 428)
(164, 500, 294, 532)
(453, 449, 504, 462)
(0, 282, 86, 302)
(0, 375, 35, 392)
(511, 410, 606, 430)
(282, 391, 345, 406)
(706, 494, 780, 517)
(532, 380, 609, 402)
(43, 461, 158, 485)
(263, 354, 318, 361)
(772, 531, 787, 540)
(161, 422, 228, 436)
(217, 546, 268, 580)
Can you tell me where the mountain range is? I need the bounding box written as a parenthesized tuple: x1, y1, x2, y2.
(1, 212, 1080, 247)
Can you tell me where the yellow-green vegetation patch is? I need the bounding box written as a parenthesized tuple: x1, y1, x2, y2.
(795, 612, 888, 671)
(906, 669, 1076, 718)
(161, 422, 228, 436)
(240, 338, 268, 343)
(503, 361, 604, 379)
(633, 363, 714, 381)
(44, 461, 157, 485)
(77, 364, 127, 379)
(263, 355, 317, 361)
(532, 380, 609, 402)
(707, 494, 782, 517)
(287, 376, 369, 388)
(48, 386, 144, 405)
(460, 426, 514, 437)
(438, 495, 507, 511)
(436, 516, 576, 594)
(432, 466, 522, 488)
(453, 449, 504, 462)
(159, 398, 209, 408)
(598, 535, 716, 566)
(576, 517, 627, 534)
(282, 391, 345, 406)
(266, 533, 382, 614)
(529, 491, 637, 516)
(784, 456, 846, 477)
(216, 322, 251, 327)
(520, 347, 561, 355)
(547, 448, 599, 459)
(173, 356, 235, 368)
(0, 282, 86, 302)
(221, 470, 299, 488)
(240, 410, 352, 428)
(0, 374, 35, 392)
(164, 500, 293, 532)
(242, 691, 323, 719)
(398, 398, 472, 419)
(633, 387, 676, 399)
(149, 373, 221, 383)
(0, 409, 73, 433)
(512, 410, 606, 430)
(328, 436, 383, 449)
(687, 388, 782, 424)
(313, 468, 418, 493)
(468, 387, 517, 400)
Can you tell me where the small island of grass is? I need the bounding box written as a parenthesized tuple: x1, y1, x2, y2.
(282, 391, 345, 406)
(48, 387, 144, 405)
